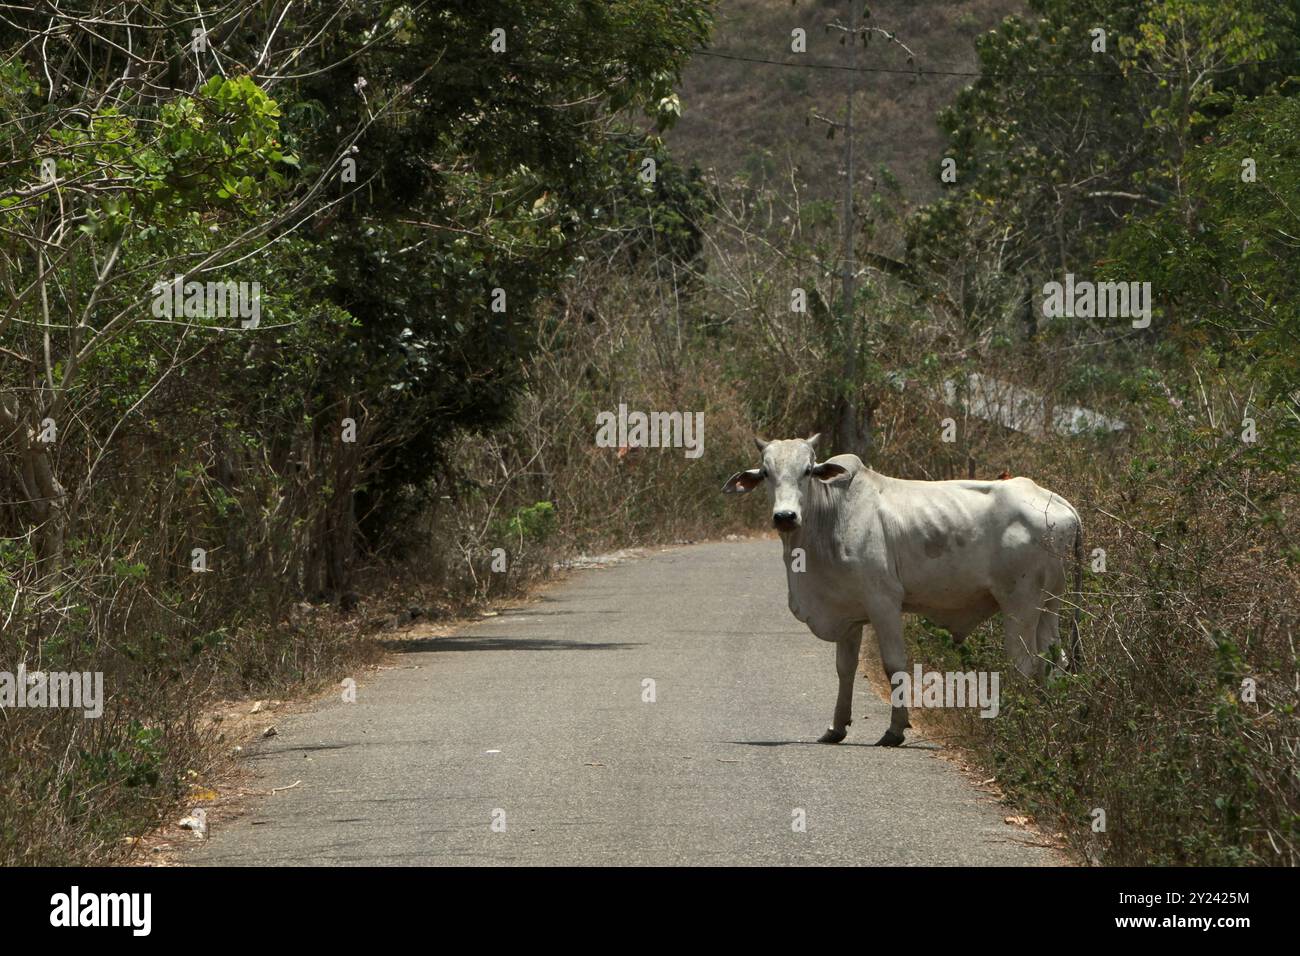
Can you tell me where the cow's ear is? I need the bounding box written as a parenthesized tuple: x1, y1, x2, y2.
(722, 469, 764, 494)
(811, 461, 849, 484)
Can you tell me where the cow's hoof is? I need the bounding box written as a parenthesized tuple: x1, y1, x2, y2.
(875, 729, 906, 747)
(817, 727, 847, 744)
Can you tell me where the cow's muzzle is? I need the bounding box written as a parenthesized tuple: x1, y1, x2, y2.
(772, 510, 800, 532)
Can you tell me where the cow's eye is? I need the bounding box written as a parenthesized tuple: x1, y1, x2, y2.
(760, 468, 768, 479)
(804, 465, 813, 476)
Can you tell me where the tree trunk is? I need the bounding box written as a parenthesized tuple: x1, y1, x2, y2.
(1, 395, 67, 572)
(834, 393, 874, 463)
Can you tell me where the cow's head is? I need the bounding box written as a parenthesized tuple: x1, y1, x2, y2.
(722, 434, 850, 532)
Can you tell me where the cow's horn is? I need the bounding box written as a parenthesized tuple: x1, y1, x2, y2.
(754, 436, 769, 452)
(806, 432, 822, 449)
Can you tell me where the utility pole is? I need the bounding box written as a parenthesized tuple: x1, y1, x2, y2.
(838, 2, 859, 458)
(818, 5, 862, 459)
(813, 6, 916, 460)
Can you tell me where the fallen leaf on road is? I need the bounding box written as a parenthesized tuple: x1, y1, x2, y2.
(1004, 815, 1030, 826)
(262, 726, 278, 738)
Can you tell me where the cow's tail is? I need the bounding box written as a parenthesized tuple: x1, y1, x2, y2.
(1069, 512, 1083, 673)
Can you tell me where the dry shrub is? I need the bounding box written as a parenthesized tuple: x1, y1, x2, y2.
(870, 364, 1299, 866)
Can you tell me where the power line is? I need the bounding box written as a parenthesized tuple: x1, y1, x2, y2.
(691, 46, 1300, 79)
(508, 21, 1300, 81)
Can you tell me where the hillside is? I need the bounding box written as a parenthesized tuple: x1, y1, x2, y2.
(669, 0, 1024, 207)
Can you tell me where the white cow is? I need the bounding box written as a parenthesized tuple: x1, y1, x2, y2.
(723, 434, 1081, 746)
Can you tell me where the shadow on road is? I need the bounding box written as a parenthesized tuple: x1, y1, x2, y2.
(726, 739, 942, 751)
(384, 635, 644, 653)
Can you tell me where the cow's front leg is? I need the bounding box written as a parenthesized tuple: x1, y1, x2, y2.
(817, 625, 862, 744)
(868, 602, 911, 747)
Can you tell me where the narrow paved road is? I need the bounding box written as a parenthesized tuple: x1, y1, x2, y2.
(193, 540, 1061, 866)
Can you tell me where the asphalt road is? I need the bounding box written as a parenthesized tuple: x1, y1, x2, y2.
(193, 540, 1061, 866)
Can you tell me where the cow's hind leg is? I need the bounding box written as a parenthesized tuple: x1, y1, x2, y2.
(1036, 594, 1064, 672)
(818, 624, 862, 744)
(1037, 556, 1069, 672)
(867, 601, 910, 746)
(998, 588, 1045, 680)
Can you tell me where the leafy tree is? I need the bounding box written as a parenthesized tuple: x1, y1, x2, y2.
(1108, 92, 1300, 463)
(909, 0, 1295, 337)
(269, 1, 713, 586)
(0, 0, 714, 597)
(0, 51, 307, 568)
